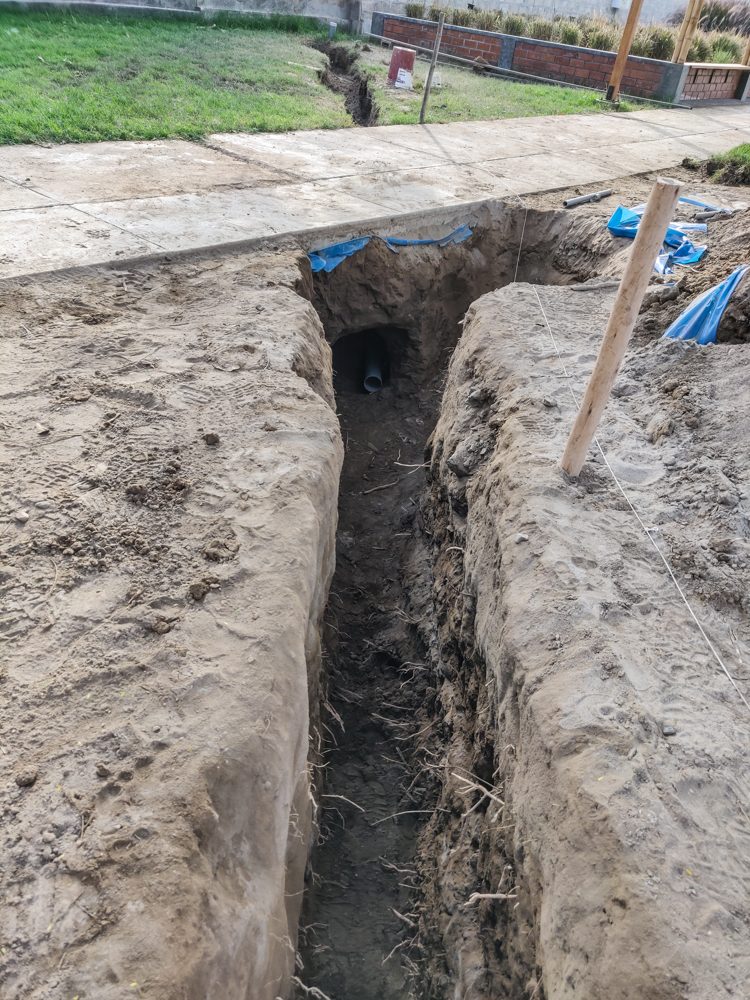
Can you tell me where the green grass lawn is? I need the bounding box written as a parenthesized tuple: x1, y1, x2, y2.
(0, 8, 642, 145)
(0, 9, 351, 143)
(359, 45, 640, 124)
(706, 143, 750, 184)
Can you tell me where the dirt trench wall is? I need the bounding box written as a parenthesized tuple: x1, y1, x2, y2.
(310, 203, 613, 376)
(418, 281, 750, 1000)
(0, 249, 342, 1000)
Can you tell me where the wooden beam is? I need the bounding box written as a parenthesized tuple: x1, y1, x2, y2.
(561, 177, 684, 477)
(671, 0, 696, 62)
(677, 0, 706, 63)
(742, 33, 750, 65)
(419, 13, 445, 125)
(606, 0, 646, 102)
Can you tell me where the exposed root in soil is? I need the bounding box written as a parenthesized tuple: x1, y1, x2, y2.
(313, 42, 379, 127)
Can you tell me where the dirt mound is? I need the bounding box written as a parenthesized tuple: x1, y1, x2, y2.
(0, 248, 341, 1000)
(414, 279, 750, 999)
(633, 205, 750, 343)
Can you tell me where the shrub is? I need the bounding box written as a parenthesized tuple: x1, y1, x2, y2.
(629, 26, 651, 54)
(530, 17, 554, 38)
(687, 30, 712, 59)
(427, 4, 448, 21)
(670, 0, 750, 34)
(560, 22, 582, 44)
(404, 2, 426, 17)
(502, 12, 526, 34)
(449, 7, 474, 25)
(474, 9, 501, 30)
(586, 22, 619, 51)
(698, 0, 736, 28)
(646, 25, 676, 58)
(710, 30, 744, 58)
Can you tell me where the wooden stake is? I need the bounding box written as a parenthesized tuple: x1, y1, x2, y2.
(742, 33, 750, 65)
(419, 13, 445, 125)
(561, 177, 683, 477)
(606, 0, 645, 102)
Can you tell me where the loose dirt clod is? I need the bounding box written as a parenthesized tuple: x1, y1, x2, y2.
(14, 768, 38, 787)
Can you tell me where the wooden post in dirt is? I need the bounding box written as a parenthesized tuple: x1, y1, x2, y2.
(561, 177, 683, 477)
(674, 0, 705, 63)
(606, 0, 646, 102)
(419, 13, 445, 125)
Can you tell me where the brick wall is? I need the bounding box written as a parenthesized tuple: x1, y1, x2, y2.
(512, 38, 665, 96)
(374, 13, 687, 101)
(680, 65, 747, 100)
(382, 15, 503, 64)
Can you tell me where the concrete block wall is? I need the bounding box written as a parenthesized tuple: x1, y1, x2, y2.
(375, 12, 686, 99)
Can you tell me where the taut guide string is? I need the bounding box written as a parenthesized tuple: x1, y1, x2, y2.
(499, 178, 750, 712)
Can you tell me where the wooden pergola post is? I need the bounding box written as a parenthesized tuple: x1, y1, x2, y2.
(672, 0, 706, 63)
(671, 0, 695, 61)
(606, 0, 646, 102)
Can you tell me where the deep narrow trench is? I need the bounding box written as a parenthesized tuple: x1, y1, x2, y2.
(298, 325, 440, 999)
(295, 208, 603, 999)
(312, 41, 379, 126)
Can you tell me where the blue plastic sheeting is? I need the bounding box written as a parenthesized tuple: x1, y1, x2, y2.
(662, 265, 749, 345)
(606, 205, 707, 273)
(632, 195, 729, 215)
(679, 195, 730, 214)
(655, 238, 708, 275)
(308, 223, 473, 273)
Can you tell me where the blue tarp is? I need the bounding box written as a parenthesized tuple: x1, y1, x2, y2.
(607, 205, 707, 275)
(308, 223, 473, 273)
(678, 195, 731, 214)
(662, 265, 749, 346)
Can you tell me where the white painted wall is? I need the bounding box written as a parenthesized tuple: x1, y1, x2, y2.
(361, 0, 682, 33)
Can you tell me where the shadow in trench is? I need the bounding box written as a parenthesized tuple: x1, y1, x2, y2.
(298, 326, 439, 1000)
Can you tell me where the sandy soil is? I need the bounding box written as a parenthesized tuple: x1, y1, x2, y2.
(0, 248, 342, 1000)
(2, 178, 749, 1000)
(417, 277, 750, 999)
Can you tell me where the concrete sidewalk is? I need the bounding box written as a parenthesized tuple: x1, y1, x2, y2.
(1, 104, 749, 278)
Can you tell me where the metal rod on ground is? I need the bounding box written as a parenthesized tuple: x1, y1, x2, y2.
(561, 176, 683, 477)
(366, 31, 691, 106)
(606, 0, 645, 101)
(419, 13, 445, 125)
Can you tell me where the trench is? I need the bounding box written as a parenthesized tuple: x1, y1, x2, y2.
(313, 41, 379, 127)
(293, 204, 603, 1000)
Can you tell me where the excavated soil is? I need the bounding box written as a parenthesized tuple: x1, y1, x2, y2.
(2, 185, 750, 1000)
(415, 278, 750, 1000)
(0, 247, 342, 1000)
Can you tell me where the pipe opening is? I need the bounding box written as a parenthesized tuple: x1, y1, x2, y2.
(332, 328, 399, 394)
